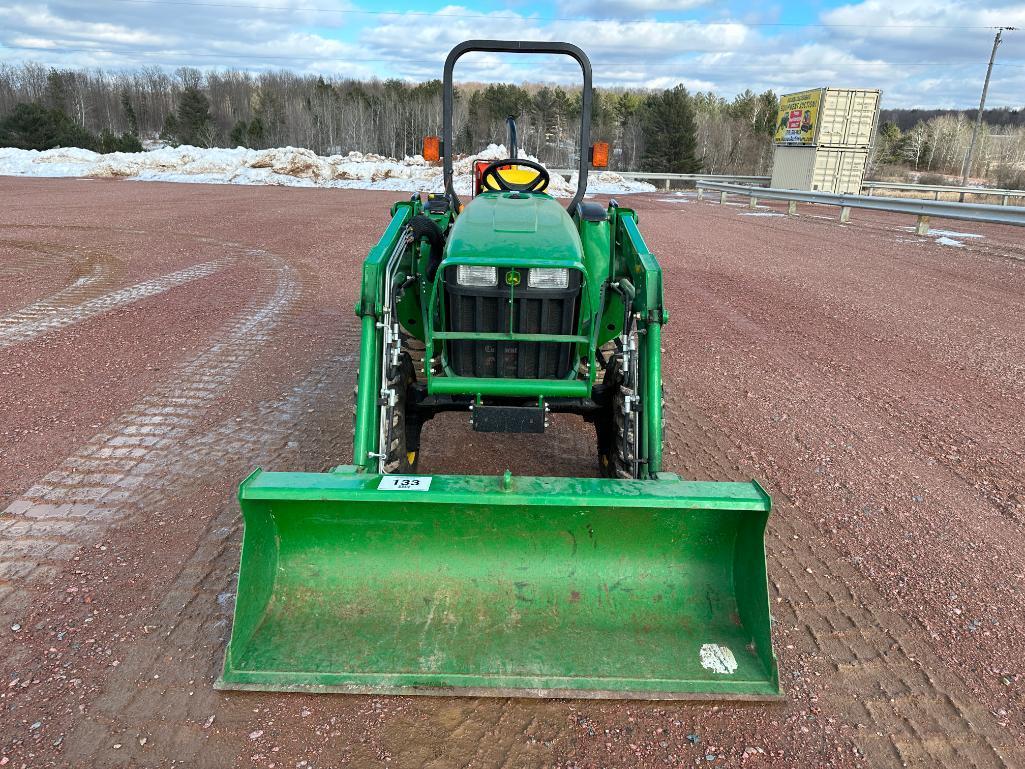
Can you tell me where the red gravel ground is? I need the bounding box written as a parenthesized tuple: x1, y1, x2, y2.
(1, 178, 1023, 769)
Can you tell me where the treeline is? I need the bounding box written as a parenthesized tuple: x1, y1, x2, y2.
(872, 114, 1025, 188)
(0, 63, 780, 174)
(880, 106, 1025, 132)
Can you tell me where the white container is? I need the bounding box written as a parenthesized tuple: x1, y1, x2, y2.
(770, 146, 869, 194)
(817, 88, 880, 147)
(774, 88, 881, 149)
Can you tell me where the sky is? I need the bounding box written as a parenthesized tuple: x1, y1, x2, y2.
(1, 0, 1024, 109)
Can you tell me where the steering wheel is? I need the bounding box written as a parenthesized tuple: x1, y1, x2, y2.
(479, 158, 550, 193)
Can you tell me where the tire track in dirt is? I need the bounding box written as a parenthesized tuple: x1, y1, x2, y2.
(0, 241, 110, 281)
(0, 250, 298, 627)
(0, 240, 121, 317)
(0, 246, 58, 279)
(691, 272, 1025, 525)
(661, 358, 1023, 768)
(33, 312, 585, 768)
(54, 348, 359, 767)
(681, 272, 1025, 703)
(0, 257, 233, 349)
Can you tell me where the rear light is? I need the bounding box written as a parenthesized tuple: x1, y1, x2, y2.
(528, 268, 569, 289)
(456, 265, 498, 287)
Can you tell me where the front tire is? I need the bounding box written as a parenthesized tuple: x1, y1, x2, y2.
(597, 355, 638, 479)
(382, 351, 417, 474)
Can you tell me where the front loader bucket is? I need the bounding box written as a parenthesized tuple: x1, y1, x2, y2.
(217, 470, 780, 700)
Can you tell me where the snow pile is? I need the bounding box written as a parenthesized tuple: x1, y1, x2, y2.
(0, 143, 656, 197)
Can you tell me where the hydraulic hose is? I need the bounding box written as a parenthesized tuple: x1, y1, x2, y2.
(409, 215, 446, 281)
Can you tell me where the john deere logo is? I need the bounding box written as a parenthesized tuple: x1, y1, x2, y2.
(505, 270, 521, 286)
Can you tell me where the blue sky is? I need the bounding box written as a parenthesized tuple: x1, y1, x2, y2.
(1, 0, 1024, 108)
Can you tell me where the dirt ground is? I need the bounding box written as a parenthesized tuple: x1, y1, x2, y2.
(1, 178, 1023, 769)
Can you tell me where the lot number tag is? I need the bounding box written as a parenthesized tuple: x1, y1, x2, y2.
(378, 476, 432, 491)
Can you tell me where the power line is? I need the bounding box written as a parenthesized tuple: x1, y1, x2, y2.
(102, 0, 1010, 29)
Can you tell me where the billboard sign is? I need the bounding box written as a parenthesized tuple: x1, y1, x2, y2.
(774, 90, 822, 145)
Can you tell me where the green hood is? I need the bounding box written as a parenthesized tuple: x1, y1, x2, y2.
(444, 192, 584, 268)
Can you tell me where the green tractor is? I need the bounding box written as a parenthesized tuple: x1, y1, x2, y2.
(218, 40, 780, 700)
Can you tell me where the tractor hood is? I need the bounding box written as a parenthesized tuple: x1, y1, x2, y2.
(444, 192, 584, 268)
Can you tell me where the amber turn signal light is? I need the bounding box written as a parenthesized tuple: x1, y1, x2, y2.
(423, 135, 441, 162)
(590, 141, 609, 168)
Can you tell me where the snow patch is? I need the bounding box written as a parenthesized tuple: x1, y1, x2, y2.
(899, 226, 984, 239)
(930, 228, 984, 239)
(740, 211, 784, 217)
(897, 224, 984, 248)
(0, 144, 656, 197)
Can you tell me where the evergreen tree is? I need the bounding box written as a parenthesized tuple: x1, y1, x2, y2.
(119, 132, 143, 152)
(121, 91, 139, 137)
(160, 112, 180, 145)
(230, 119, 249, 147)
(97, 128, 143, 153)
(0, 102, 97, 151)
(246, 116, 265, 148)
(45, 69, 72, 113)
(175, 85, 214, 147)
(640, 85, 701, 174)
(875, 121, 905, 164)
(250, 91, 284, 148)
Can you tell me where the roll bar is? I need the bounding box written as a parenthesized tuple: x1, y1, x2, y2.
(442, 40, 593, 215)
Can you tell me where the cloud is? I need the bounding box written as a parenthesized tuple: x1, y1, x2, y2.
(1, 4, 170, 47)
(0, 0, 372, 75)
(558, 0, 711, 16)
(0, 0, 1022, 107)
(821, 0, 1025, 61)
(354, 7, 754, 90)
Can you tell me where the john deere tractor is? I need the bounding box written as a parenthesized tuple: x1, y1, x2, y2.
(218, 41, 780, 700)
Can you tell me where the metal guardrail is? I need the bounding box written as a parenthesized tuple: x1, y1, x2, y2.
(696, 181, 1025, 234)
(551, 170, 771, 190)
(862, 181, 1025, 205)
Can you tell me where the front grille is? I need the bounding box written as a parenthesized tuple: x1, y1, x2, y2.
(445, 267, 580, 379)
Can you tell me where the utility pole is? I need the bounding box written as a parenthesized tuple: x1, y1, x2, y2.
(961, 27, 1015, 190)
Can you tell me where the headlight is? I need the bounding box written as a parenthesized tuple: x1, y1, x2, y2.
(528, 268, 569, 289)
(456, 265, 497, 287)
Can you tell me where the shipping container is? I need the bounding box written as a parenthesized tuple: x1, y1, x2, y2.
(770, 146, 869, 194)
(773, 88, 881, 149)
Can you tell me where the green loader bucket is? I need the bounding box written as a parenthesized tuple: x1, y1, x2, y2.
(217, 470, 780, 700)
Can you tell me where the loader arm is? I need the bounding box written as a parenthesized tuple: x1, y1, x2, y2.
(610, 205, 667, 475)
(353, 200, 416, 472)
